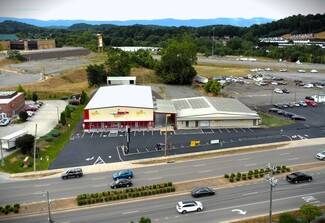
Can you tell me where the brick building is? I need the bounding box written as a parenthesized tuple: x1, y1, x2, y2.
(0, 91, 25, 116)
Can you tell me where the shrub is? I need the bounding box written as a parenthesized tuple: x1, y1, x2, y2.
(254, 174, 259, 178)
(50, 129, 61, 137)
(242, 173, 246, 177)
(13, 204, 20, 209)
(242, 175, 247, 180)
(13, 208, 19, 214)
(236, 177, 240, 181)
(168, 182, 172, 186)
(236, 172, 241, 177)
(254, 169, 259, 174)
(276, 170, 281, 174)
(259, 173, 264, 177)
(281, 169, 286, 173)
(224, 174, 229, 178)
(5, 205, 11, 210)
(248, 170, 253, 175)
(229, 178, 234, 183)
(104, 197, 109, 202)
(259, 169, 264, 173)
(44, 135, 53, 142)
(230, 173, 235, 178)
(286, 167, 291, 172)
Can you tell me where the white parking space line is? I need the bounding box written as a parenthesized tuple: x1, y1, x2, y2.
(136, 149, 140, 153)
(146, 148, 149, 152)
(210, 128, 214, 133)
(226, 128, 230, 133)
(201, 129, 204, 133)
(233, 128, 238, 133)
(91, 132, 94, 137)
(288, 158, 299, 161)
(82, 132, 86, 137)
(241, 128, 246, 132)
(280, 153, 290, 155)
(122, 210, 139, 215)
(245, 164, 257, 167)
(238, 158, 250, 161)
(248, 128, 254, 132)
(218, 128, 222, 133)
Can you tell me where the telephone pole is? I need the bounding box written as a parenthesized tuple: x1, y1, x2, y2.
(265, 163, 278, 223)
(44, 190, 54, 223)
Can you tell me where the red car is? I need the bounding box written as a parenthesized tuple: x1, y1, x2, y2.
(305, 99, 317, 107)
(25, 106, 38, 111)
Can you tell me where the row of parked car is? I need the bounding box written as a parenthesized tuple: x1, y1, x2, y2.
(24, 101, 43, 117)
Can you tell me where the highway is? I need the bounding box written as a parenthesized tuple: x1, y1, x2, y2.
(1, 168, 324, 223)
(0, 143, 324, 206)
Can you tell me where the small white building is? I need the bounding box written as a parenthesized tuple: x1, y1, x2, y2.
(313, 94, 325, 103)
(107, 76, 136, 85)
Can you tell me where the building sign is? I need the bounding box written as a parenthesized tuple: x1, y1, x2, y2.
(88, 107, 153, 121)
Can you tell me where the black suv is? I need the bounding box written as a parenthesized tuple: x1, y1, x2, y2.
(110, 179, 132, 189)
(61, 168, 83, 180)
(286, 172, 312, 184)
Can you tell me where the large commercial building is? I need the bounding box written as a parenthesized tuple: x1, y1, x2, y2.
(83, 85, 154, 132)
(0, 34, 55, 51)
(83, 85, 260, 132)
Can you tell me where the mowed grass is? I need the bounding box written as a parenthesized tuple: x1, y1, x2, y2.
(259, 113, 294, 128)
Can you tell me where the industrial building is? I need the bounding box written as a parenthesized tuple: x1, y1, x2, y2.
(0, 34, 55, 51)
(83, 85, 260, 132)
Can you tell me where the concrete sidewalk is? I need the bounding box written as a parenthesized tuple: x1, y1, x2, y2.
(1, 136, 324, 184)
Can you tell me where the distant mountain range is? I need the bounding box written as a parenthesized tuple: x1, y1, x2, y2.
(0, 17, 276, 27)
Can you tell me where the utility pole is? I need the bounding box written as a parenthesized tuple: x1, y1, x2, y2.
(0, 139, 4, 166)
(211, 27, 215, 58)
(33, 124, 37, 171)
(44, 191, 54, 223)
(164, 114, 171, 157)
(265, 163, 278, 223)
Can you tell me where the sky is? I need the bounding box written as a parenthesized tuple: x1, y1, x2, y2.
(1, 0, 324, 21)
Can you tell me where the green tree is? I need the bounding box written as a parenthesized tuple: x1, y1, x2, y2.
(138, 216, 151, 223)
(65, 105, 71, 118)
(60, 111, 66, 126)
(156, 34, 197, 85)
(7, 50, 26, 61)
(32, 92, 38, 103)
(80, 90, 88, 105)
(278, 213, 298, 223)
(86, 64, 107, 87)
(204, 80, 213, 92)
(210, 80, 222, 95)
(299, 204, 323, 223)
(16, 85, 26, 95)
(18, 111, 28, 122)
(105, 48, 131, 77)
(15, 134, 34, 155)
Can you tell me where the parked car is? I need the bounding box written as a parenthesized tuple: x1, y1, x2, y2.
(191, 187, 215, 198)
(290, 102, 300, 107)
(298, 69, 306, 73)
(316, 151, 325, 161)
(25, 106, 38, 112)
(113, 169, 133, 180)
(310, 69, 318, 73)
(283, 111, 295, 118)
(303, 84, 314, 88)
(305, 96, 314, 101)
(274, 88, 283, 94)
(286, 172, 312, 184)
(26, 111, 34, 117)
(110, 179, 133, 189)
(305, 100, 317, 107)
(176, 200, 203, 214)
(61, 168, 83, 180)
(269, 108, 280, 113)
(291, 115, 306, 121)
(0, 118, 11, 126)
(298, 100, 307, 107)
(279, 69, 287, 72)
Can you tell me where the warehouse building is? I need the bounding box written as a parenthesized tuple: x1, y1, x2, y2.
(83, 85, 260, 132)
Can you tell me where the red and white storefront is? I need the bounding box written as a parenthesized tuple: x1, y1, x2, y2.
(83, 85, 154, 132)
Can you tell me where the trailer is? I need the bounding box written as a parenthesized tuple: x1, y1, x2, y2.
(1, 129, 28, 150)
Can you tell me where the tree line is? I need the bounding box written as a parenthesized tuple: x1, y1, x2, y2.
(1, 14, 324, 63)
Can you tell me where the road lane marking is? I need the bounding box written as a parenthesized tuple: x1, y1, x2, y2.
(91, 177, 106, 180)
(242, 192, 258, 196)
(145, 170, 159, 174)
(34, 184, 50, 187)
(280, 153, 290, 155)
(194, 164, 206, 167)
(92, 184, 107, 188)
(147, 177, 163, 180)
(198, 170, 212, 173)
(238, 158, 250, 161)
(122, 210, 139, 215)
(288, 158, 299, 161)
(245, 164, 256, 167)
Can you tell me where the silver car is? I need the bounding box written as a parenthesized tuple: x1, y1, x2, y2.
(316, 151, 325, 161)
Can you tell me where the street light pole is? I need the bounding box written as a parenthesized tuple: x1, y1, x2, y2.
(44, 191, 54, 223)
(164, 114, 171, 157)
(33, 124, 37, 172)
(0, 140, 4, 166)
(56, 106, 59, 124)
(211, 27, 215, 58)
(265, 163, 278, 223)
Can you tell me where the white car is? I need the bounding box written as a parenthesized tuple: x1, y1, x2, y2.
(26, 111, 34, 117)
(303, 84, 314, 88)
(280, 69, 288, 72)
(274, 88, 283, 94)
(310, 69, 318, 73)
(316, 151, 325, 161)
(298, 69, 306, 73)
(176, 200, 203, 214)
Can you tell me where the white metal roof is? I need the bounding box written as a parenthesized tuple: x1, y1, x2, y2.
(85, 85, 153, 110)
(172, 97, 258, 118)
